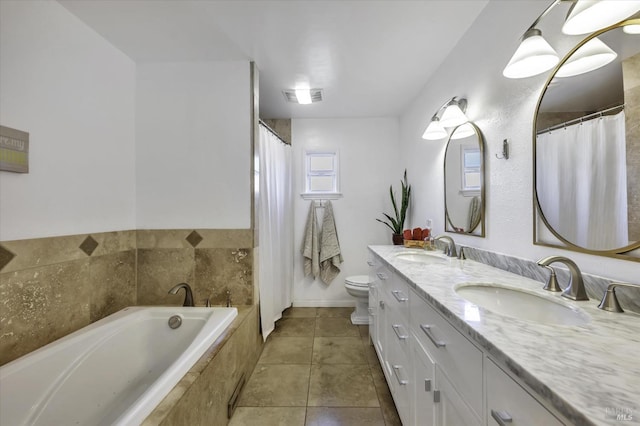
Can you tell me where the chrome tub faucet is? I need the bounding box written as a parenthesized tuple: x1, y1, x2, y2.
(168, 282, 195, 307)
(536, 256, 589, 301)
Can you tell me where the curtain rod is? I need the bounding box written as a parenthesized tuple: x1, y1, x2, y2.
(537, 104, 624, 135)
(258, 119, 289, 145)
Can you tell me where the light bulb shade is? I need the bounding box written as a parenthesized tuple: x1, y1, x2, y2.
(422, 119, 448, 140)
(503, 29, 560, 79)
(562, 0, 640, 35)
(295, 89, 312, 104)
(556, 37, 617, 78)
(623, 24, 640, 34)
(450, 123, 476, 140)
(439, 103, 468, 127)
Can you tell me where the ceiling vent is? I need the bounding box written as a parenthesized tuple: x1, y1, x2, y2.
(282, 89, 323, 104)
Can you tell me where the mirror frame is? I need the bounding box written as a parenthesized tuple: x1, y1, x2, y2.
(533, 18, 640, 262)
(444, 122, 486, 237)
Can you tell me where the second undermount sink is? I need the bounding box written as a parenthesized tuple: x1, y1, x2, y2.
(455, 283, 590, 326)
(394, 251, 446, 264)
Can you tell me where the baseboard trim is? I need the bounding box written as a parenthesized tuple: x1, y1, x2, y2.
(292, 299, 356, 308)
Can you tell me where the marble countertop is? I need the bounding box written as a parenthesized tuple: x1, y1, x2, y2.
(369, 245, 640, 426)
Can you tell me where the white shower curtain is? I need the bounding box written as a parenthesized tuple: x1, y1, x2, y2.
(258, 124, 293, 340)
(536, 111, 628, 250)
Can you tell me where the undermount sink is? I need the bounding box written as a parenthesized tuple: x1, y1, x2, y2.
(454, 283, 590, 326)
(394, 251, 446, 264)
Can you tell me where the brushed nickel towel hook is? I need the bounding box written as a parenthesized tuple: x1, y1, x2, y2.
(496, 139, 509, 160)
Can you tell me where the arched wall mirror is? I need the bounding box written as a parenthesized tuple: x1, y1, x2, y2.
(444, 122, 485, 237)
(534, 19, 640, 261)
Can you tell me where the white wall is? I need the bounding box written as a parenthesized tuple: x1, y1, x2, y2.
(292, 118, 400, 307)
(135, 61, 251, 229)
(400, 1, 639, 283)
(0, 0, 136, 241)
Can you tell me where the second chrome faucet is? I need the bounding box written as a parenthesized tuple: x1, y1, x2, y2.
(536, 256, 589, 301)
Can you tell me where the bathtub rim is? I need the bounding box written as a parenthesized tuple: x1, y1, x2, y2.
(0, 305, 238, 426)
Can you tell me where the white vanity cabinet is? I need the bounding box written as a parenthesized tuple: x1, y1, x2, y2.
(410, 287, 483, 425)
(485, 358, 564, 426)
(368, 251, 567, 426)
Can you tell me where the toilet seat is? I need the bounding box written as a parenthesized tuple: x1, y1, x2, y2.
(345, 275, 371, 288)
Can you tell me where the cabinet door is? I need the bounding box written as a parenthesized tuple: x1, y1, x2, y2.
(413, 341, 436, 426)
(435, 366, 481, 426)
(368, 283, 378, 349)
(486, 359, 564, 426)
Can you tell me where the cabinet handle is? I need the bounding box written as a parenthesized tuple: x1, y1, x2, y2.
(433, 390, 441, 403)
(392, 324, 408, 340)
(376, 272, 388, 280)
(367, 260, 375, 266)
(391, 290, 408, 302)
(392, 365, 408, 386)
(424, 379, 431, 392)
(368, 307, 374, 315)
(420, 324, 446, 348)
(379, 300, 385, 310)
(491, 410, 513, 425)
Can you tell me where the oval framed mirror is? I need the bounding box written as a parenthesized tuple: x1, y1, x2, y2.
(533, 18, 640, 261)
(444, 122, 485, 237)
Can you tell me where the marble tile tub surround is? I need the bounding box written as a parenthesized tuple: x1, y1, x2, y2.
(461, 245, 640, 314)
(370, 245, 640, 426)
(0, 229, 254, 366)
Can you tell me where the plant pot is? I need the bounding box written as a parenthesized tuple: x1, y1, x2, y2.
(392, 233, 404, 245)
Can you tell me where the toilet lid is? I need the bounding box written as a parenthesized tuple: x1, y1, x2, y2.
(345, 275, 371, 287)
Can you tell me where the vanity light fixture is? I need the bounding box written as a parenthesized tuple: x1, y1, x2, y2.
(421, 97, 469, 141)
(562, 0, 640, 35)
(450, 123, 476, 140)
(623, 23, 640, 34)
(503, 28, 560, 79)
(503, 0, 639, 79)
(555, 37, 617, 77)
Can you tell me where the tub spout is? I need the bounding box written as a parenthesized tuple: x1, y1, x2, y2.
(168, 283, 195, 307)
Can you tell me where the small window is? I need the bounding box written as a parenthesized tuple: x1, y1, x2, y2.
(302, 150, 341, 199)
(461, 147, 481, 194)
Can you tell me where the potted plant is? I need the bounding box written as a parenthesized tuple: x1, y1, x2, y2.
(376, 170, 411, 245)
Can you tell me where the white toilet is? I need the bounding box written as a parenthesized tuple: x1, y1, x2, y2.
(344, 275, 373, 325)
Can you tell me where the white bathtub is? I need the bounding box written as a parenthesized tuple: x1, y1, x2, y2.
(0, 306, 237, 426)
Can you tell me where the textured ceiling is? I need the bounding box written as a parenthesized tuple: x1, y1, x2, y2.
(58, 0, 489, 119)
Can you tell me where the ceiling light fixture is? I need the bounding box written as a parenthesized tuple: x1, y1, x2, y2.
(555, 37, 617, 77)
(562, 0, 640, 35)
(282, 89, 323, 104)
(295, 88, 312, 105)
(422, 97, 469, 141)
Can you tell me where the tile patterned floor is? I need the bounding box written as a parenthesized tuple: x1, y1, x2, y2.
(229, 307, 401, 426)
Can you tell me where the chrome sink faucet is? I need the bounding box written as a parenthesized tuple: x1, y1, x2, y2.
(598, 282, 640, 313)
(536, 256, 589, 301)
(434, 235, 457, 257)
(168, 282, 195, 307)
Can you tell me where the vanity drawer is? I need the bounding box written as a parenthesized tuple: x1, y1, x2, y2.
(486, 358, 563, 426)
(387, 302, 411, 358)
(382, 274, 410, 322)
(411, 289, 483, 417)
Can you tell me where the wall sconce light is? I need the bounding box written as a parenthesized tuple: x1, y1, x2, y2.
(562, 0, 640, 35)
(422, 97, 469, 141)
(503, 0, 640, 79)
(554, 36, 617, 77)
